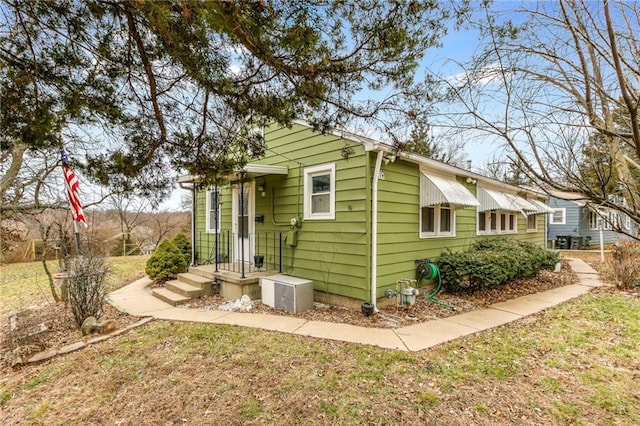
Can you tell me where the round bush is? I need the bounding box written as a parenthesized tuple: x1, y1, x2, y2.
(145, 239, 187, 283)
(172, 232, 192, 264)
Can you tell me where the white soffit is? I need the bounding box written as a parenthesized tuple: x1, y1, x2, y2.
(420, 173, 480, 208)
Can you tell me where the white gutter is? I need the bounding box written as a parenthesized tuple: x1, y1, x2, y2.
(370, 150, 384, 312)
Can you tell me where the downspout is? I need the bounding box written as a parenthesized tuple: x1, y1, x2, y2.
(370, 150, 384, 312)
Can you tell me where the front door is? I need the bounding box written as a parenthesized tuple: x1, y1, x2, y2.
(232, 182, 254, 264)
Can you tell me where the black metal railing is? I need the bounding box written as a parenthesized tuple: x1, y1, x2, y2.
(196, 231, 282, 277)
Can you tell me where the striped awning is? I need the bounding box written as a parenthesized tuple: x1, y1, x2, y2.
(529, 199, 555, 214)
(477, 187, 537, 216)
(420, 173, 480, 208)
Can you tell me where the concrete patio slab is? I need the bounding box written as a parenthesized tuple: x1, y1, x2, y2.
(294, 321, 407, 350)
(394, 320, 478, 352)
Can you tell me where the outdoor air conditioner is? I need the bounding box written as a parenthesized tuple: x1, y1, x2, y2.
(260, 274, 314, 313)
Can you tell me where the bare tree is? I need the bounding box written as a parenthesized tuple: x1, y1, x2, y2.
(435, 0, 640, 238)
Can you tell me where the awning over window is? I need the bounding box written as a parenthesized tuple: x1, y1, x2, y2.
(529, 199, 555, 214)
(420, 172, 480, 208)
(477, 187, 538, 215)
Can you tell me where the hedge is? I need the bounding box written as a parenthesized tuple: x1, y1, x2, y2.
(435, 238, 559, 293)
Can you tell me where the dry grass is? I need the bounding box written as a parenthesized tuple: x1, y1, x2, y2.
(1, 252, 640, 425)
(0, 256, 148, 317)
(1, 288, 639, 425)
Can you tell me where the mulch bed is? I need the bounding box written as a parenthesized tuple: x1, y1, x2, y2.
(183, 258, 580, 329)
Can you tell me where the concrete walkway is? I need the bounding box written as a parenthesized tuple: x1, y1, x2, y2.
(107, 258, 604, 352)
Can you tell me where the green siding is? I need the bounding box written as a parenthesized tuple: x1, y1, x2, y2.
(373, 159, 546, 298)
(193, 122, 547, 303)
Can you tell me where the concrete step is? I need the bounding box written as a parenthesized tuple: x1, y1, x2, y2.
(151, 287, 190, 306)
(178, 272, 213, 289)
(165, 280, 205, 298)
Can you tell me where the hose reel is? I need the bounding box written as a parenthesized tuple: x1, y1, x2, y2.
(415, 260, 455, 311)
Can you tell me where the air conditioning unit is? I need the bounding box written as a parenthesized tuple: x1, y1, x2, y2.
(260, 274, 314, 313)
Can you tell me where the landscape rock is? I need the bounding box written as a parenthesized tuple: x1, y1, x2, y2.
(81, 316, 98, 335)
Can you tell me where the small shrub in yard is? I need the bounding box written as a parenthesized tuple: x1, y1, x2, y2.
(172, 233, 192, 264)
(67, 256, 108, 327)
(606, 241, 640, 290)
(145, 239, 187, 283)
(436, 238, 559, 293)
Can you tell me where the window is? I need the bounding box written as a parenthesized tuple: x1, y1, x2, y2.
(420, 205, 455, 237)
(206, 187, 221, 233)
(589, 210, 611, 230)
(550, 208, 566, 225)
(490, 211, 497, 231)
(526, 214, 537, 231)
(304, 163, 335, 220)
(477, 210, 517, 234)
(478, 212, 486, 232)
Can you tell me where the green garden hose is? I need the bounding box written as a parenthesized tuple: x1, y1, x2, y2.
(418, 262, 455, 311)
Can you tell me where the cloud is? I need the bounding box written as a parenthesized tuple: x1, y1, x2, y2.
(447, 63, 510, 86)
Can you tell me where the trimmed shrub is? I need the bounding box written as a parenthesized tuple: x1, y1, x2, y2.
(145, 239, 187, 283)
(172, 233, 192, 264)
(436, 238, 559, 293)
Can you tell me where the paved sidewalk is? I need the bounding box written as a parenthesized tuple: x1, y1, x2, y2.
(107, 258, 604, 352)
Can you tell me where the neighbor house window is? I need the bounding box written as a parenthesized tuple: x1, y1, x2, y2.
(420, 205, 455, 237)
(478, 210, 517, 234)
(304, 163, 335, 220)
(206, 187, 221, 233)
(527, 214, 537, 231)
(550, 208, 566, 225)
(589, 210, 611, 230)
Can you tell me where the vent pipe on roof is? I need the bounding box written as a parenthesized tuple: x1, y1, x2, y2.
(466, 160, 472, 170)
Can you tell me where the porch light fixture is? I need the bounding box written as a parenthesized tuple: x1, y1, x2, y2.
(466, 177, 477, 184)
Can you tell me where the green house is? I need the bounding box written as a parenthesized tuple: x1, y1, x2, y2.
(179, 120, 552, 310)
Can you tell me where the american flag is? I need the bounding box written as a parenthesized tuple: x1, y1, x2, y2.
(61, 150, 87, 225)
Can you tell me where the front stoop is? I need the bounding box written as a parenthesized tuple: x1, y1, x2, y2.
(151, 272, 215, 306)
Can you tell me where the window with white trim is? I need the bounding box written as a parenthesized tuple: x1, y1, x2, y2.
(589, 210, 611, 230)
(526, 214, 537, 231)
(420, 204, 455, 237)
(477, 210, 517, 234)
(206, 187, 221, 233)
(304, 163, 335, 220)
(550, 208, 566, 225)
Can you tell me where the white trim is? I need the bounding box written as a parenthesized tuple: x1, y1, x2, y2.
(420, 205, 456, 238)
(526, 214, 538, 232)
(232, 183, 255, 263)
(205, 187, 221, 233)
(303, 163, 336, 220)
(549, 208, 566, 225)
(477, 210, 518, 235)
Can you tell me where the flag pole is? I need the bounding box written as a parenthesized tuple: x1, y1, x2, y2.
(61, 147, 86, 257)
(73, 219, 83, 257)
